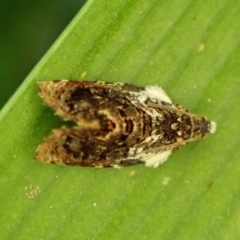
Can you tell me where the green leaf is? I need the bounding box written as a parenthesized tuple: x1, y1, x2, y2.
(0, 0, 239, 239)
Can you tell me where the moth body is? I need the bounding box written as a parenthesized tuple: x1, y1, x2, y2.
(36, 80, 216, 168)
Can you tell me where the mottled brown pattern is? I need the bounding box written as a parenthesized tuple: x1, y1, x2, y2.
(36, 80, 216, 167)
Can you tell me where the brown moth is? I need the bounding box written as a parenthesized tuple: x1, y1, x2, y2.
(36, 80, 216, 168)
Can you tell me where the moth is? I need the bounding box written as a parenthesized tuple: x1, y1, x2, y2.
(36, 80, 216, 168)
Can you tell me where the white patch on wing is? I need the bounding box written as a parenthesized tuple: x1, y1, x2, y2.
(144, 150, 172, 168)
(142, 135, 160, 144)
(145, 86, 172, 103)
(128, 147, 143, 156)
(137, 94, 147, 104)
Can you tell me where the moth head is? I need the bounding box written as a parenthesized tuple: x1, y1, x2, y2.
(191, 117, 217, 141)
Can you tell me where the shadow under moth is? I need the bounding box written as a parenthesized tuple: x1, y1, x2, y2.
(36, 80, 216, 168)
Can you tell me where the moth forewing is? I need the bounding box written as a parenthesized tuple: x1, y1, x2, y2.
(36, 80, 216, 168)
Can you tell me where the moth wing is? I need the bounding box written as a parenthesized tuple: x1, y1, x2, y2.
(110, 146, 172, 168)
(36, 126, 174, 168)
(142, 150, 172, 168)
(36, 127, 138, 167)
(145, 86, 172, 104)
(38, 80, 139, 125)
